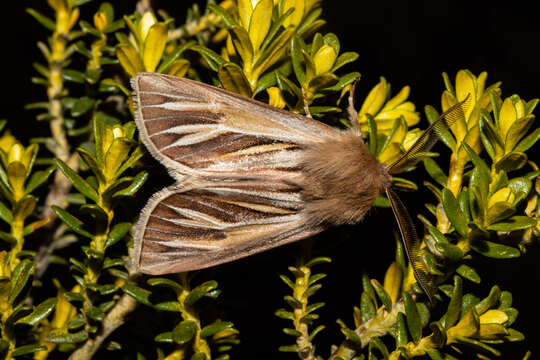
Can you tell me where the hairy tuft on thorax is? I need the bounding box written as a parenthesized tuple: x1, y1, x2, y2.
(300, 128, 392, 225)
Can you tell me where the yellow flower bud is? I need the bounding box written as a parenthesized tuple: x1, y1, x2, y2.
(313, 44, 337, 75)
(479, 309, 509, 325)
(487, 187, 515, 209)
(138, 12, 157, 41)
(0, 131, 17, 155)
(8, 144, 24, 164)
(94, 12, 108, 32)
(267, 87, 286, 109)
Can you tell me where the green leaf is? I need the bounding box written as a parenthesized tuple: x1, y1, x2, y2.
(157, 41, 195, 73)
(9, 259, 35, 304)
(488, 216, 537, 232)
(11, 344, 48, 357)
(16, 298, 57, 326)
(86, 306, 105, 321)
(25, 166, 55, 194)
(147, 278, 183, 292)
(515, 126, 540, 152)
(395, 312, 408, 347)
(370, 279, 391, 310)
(403, 292, 421, 342)
(191, 45, 227, 72)
(207, 4, 236, 26)
(470, 240, 520, 259)
(366, 114, 378, 155)
(462, 143, 491, 181)
(456, 264, 481, 284)
(71, 97, 95, 117)
(200, 320, 234, 338)
(360, 292, 375, 323)
(172, 320, 197, 345)
(291, 36, 306, 85)
(495, 152, 527, 172)
(442, 188, 468, 236)
(442, 276, 462, 329)
(425, 105, 456, 150)
(46, 329, 88, 344)
(229, 26, 253, 66)
(26, 8, 55, 31)
(218, 63, 252, 97)
(341, 327, 362, 346)
(184, 281, 218, 306)
(332, 52, 359, 72)
(0, 202, 13, 224)
(62, 69, 86, 84)
(155, 331, 173, 343)
(112, 171, 148, 198)
(475, 285, 501, 315)
(423, 158, 447, 187)
(56, 159, 99, 202)
(105, 222, 132, 249)
(122, 283, 153, 307)
(52, 206, 93, 238)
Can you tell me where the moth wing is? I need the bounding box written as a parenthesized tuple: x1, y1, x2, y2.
(132, 72, 336, 181)
(134, 182, 323, 275)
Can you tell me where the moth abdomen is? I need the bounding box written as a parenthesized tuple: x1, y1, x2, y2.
(300, 128, 391, 226)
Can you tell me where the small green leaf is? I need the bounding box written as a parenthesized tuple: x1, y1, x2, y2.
(425, 105, 456, 150)
(16, 298, 57, 326)
(9, 259, 35, 304)
(24, 166, 55, 194)
(403, 292, 421, 342)
(462, 143, 491, 181)
(184, 281, 218, 306)
(26, 9, 55, 31)
(0, 202, 13, 224)
(341, 327, 362, 346)
(456, 264, 481, 284)
(71, 97, 95, 117)
(515, 126, 540, 152)
(470, 240, 520, 259)
(147, 278, 183, 292)
(172, 320, 197, 345)
(370, 279, 391, 310)
(488, 215, 537, 232)
(112, 171, 148, 198)
(105, 222, 132, 249)
(423, 158, 447, 186)
(218, 63, 252, 97)
(395, 312, 408, 347)
(200, 320, 234, 338)
(442, 276, 462, 329)
(442, 188, 468, 236)
(52, 206, 93, 238)
(11, 344, 48, 357)
(56, 159, 99, 202)
(122, 283, 153, 306)
(495, 152, 528, 172)
(46, 329, 88, 344)
(86, 306, 105, 321)
(155, 331, 173, 343)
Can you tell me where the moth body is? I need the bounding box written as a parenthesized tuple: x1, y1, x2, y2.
(300, 128, 391, 225)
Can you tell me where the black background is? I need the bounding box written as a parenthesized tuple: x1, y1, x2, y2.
(3, 0, 540, 358)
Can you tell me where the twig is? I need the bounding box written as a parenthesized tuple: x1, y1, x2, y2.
(69, 294, 138, 360)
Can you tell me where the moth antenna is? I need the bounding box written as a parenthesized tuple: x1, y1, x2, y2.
(387, 94, 471, 174)
(386, 187, 436, 305)
(347, 78, 361, 132)
(301, 87, 312, 118)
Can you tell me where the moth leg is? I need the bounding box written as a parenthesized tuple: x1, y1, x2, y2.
(301, 87, 312, 119)
(348, 79, 361, 133)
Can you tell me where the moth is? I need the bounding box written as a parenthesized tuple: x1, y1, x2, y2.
(131, 72, 467, 303)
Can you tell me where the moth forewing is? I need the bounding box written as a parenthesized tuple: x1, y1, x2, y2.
(131, 72, 338, 274)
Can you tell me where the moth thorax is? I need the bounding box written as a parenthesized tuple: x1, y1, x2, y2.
(300, 128, 392, 226)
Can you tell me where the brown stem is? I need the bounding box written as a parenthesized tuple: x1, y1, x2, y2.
(68, 294, 138, 360)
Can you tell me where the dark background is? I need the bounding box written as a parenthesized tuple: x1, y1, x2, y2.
(4, 0, 540, 358)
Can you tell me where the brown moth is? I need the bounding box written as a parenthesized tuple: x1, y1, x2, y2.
(131, 72, 467, 303)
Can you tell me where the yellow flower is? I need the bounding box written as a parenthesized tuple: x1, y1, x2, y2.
(358, 78, 419, 134)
